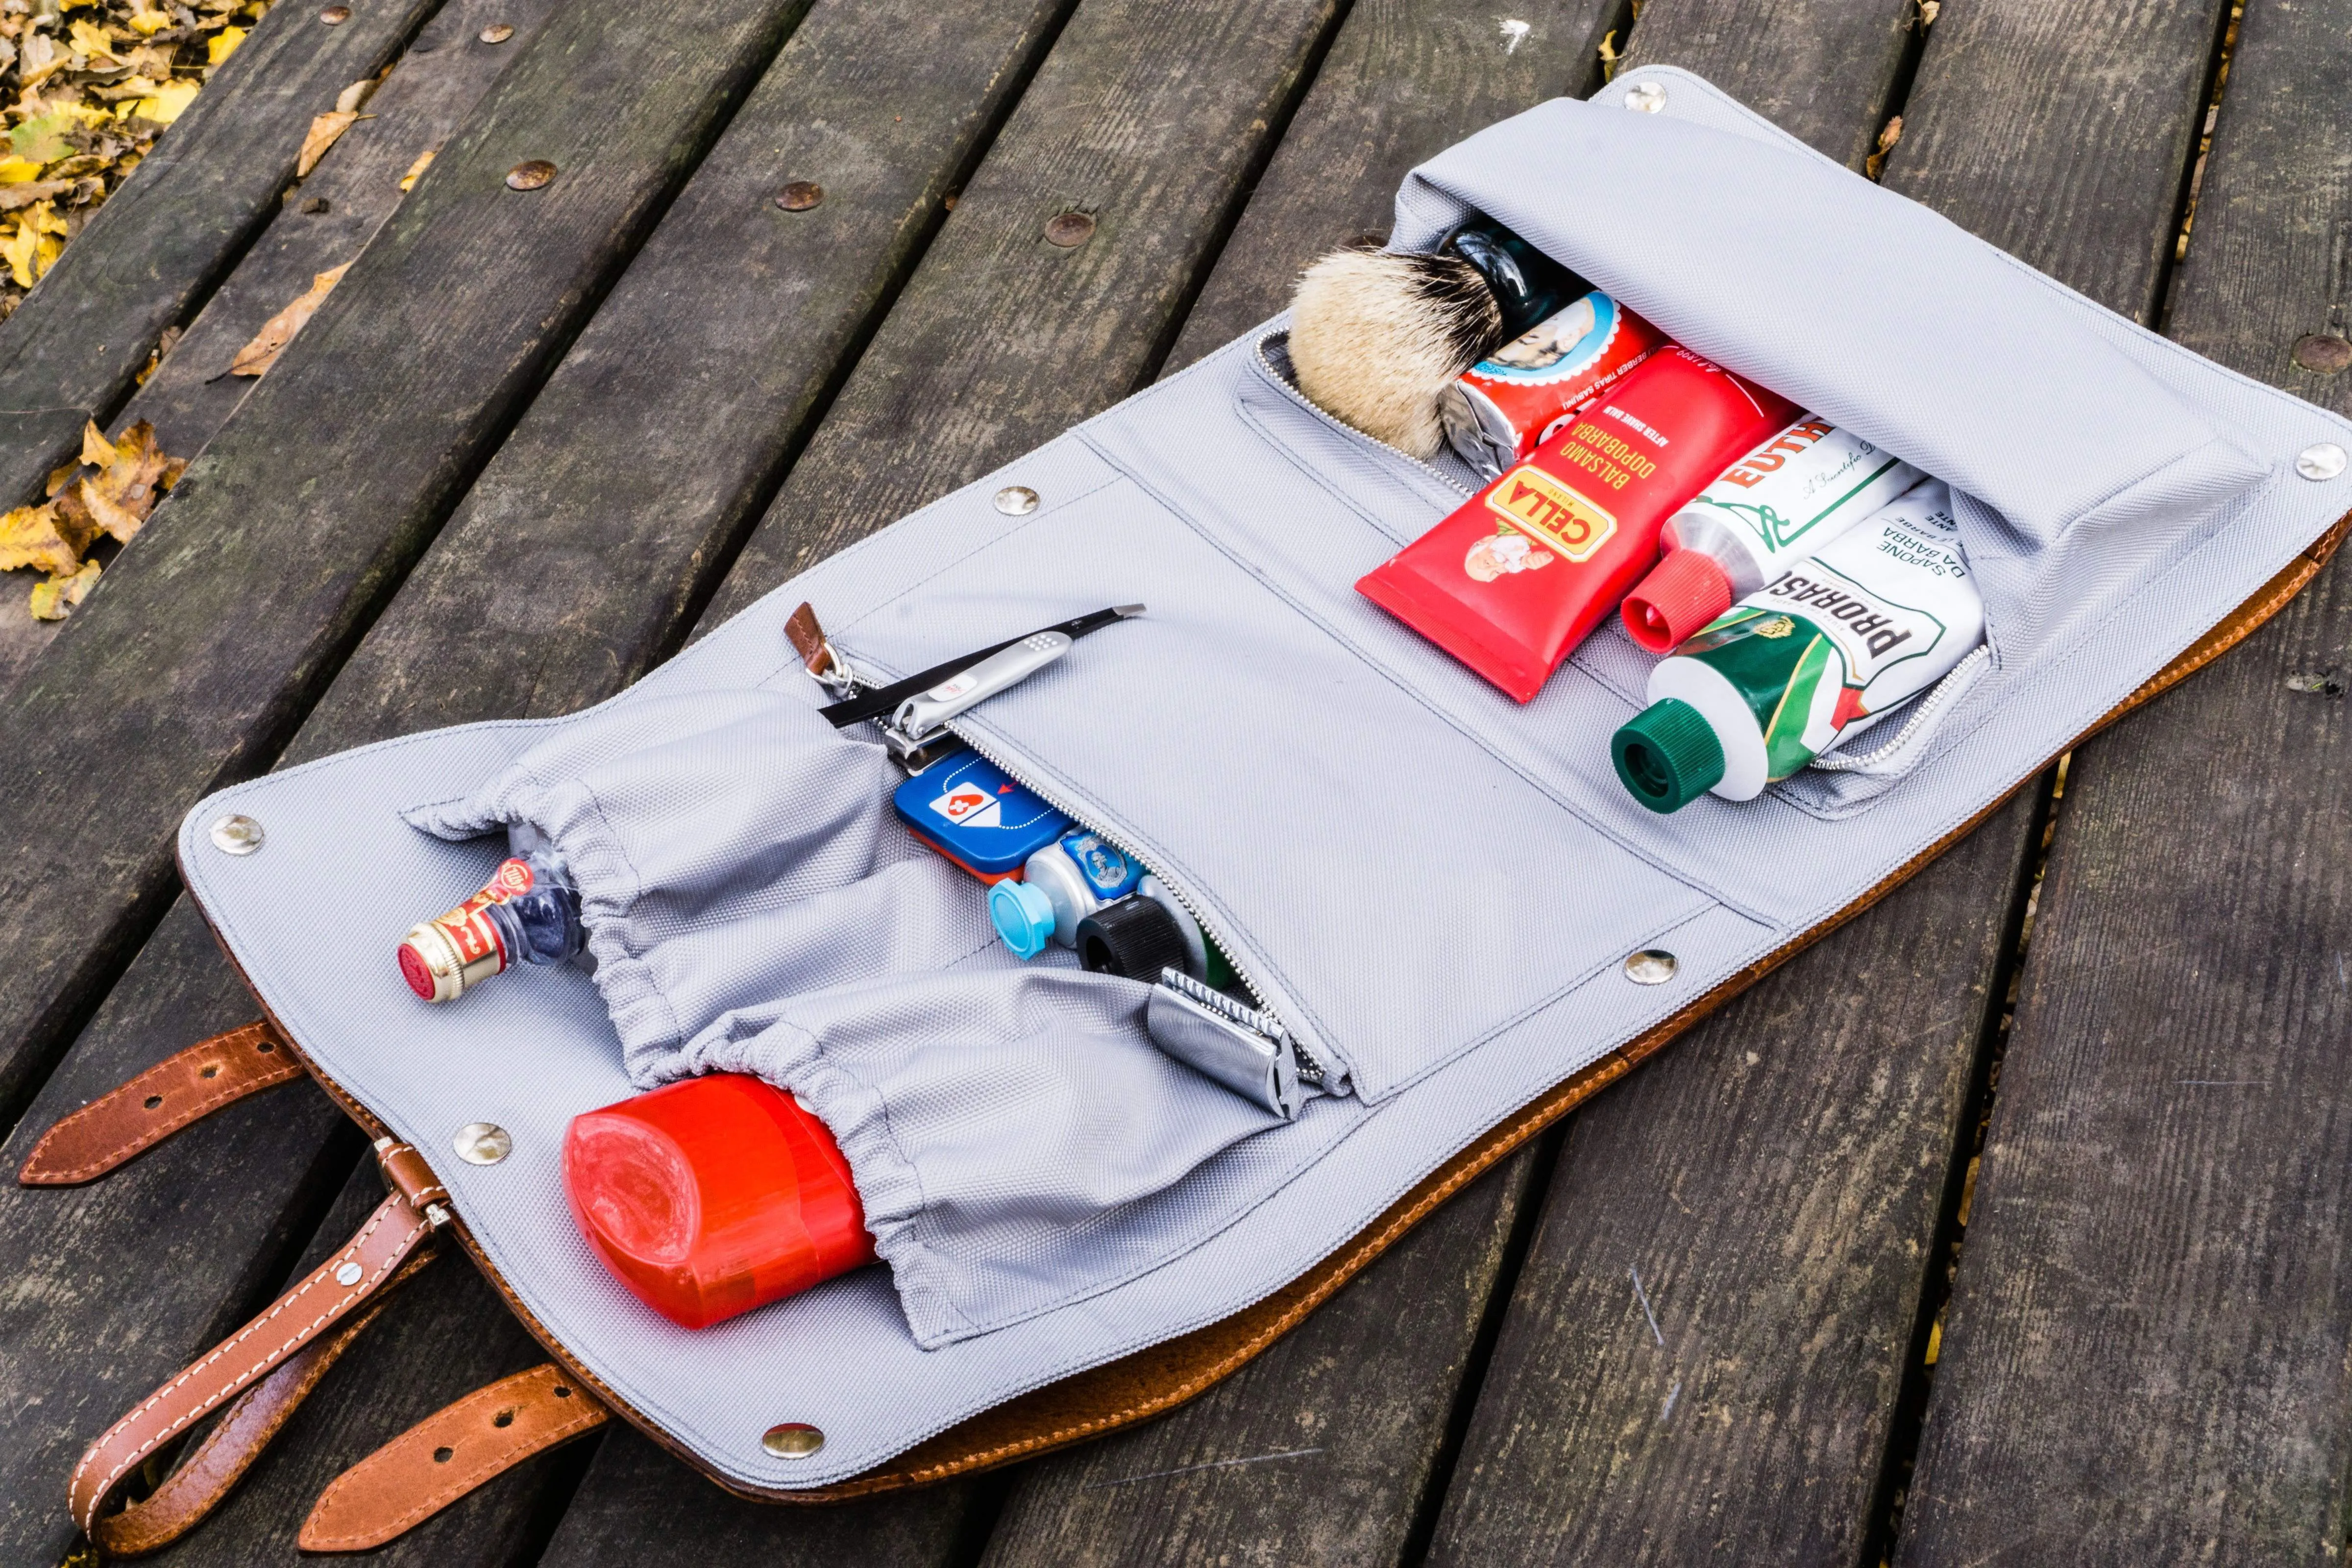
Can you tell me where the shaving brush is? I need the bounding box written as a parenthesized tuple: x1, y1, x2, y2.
(1289, 218, 1589, 459)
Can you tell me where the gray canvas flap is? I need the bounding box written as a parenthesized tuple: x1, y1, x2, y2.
(174, 66, 2352, 1491)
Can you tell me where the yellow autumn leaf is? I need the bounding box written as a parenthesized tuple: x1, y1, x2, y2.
(206, 23, 244, 58)
(128, 4, 174, 35)
(67, 19, 118, 59)
(295, 109, 359, 177)
(22, 200, 68, 238)
(230, 261, 350, 376)
(28, 557, 100, 620)
(3, 220, 40, 289)
(332, 76, 378, 115)
(0, 501, 88, 575)
(397, 148, 433, 192)
(72, 476, 143, 543)
(126, 78, 199, 125)
(0, 158, 44, 185)
(80, 420, 115, 471)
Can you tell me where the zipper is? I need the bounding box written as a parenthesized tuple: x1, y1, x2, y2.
(1254, 332, 1476, 500)
(1806, 644, 1990, 773)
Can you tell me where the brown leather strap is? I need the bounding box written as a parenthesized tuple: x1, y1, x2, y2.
(18, 1021, 303, 1186)
(298, 1364, 610, 1552)
(88, 1252, 433, 1557)
(70, 1181, 440, 1538)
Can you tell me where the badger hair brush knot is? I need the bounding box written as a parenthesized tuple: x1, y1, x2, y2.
(1288, 218, 1588, 460)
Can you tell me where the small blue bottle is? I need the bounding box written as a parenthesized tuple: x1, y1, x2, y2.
(989, 830, 1144, 958)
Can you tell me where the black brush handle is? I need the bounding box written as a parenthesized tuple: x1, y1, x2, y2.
(1447, 217, 1590, 342)
(818, 606, 1141, 728)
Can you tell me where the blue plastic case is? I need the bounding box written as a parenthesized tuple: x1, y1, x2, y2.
(891, 750, 1072, 881)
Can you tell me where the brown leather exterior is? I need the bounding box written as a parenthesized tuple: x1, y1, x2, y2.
(169, 511, 2349, 1526)
(18, 1021, 302, 1186)
(298, 1362, 610, 1552)
(69, 1189, 438, 1539)
(88, 1255, 431, 1557)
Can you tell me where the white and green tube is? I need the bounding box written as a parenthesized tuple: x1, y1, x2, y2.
(1612, 479, 1984, 811)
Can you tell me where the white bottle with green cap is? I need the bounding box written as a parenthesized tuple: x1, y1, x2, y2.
(1612, 480, 1983, 812)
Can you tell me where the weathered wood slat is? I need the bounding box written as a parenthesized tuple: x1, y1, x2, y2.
(541, 1426, 991, 1567)
(1160, 0, 1623, 376)
(700, 0, 1350, 619)
(141, 1165, 573, 1566)
(0, 0, 813, 1139)
(1620, 0, 1917, 169)
(1893, 0, 2352, 1560)
(1427, 0, 2234, 1559)
(0, 0, 448, 511)
(0, 0, 564, 700)
(0, 0, 1074, 1555)
(970, 2, 1613, 1560)
(979, 1147, 1550, 1568)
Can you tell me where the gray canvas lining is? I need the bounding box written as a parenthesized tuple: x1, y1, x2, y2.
(176, 67, 2352, 1490)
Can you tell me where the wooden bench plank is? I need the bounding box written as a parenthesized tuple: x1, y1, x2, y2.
(1894, 0, 2352, 1559)
(0, 0, 813, 1139)
(971, 2, 1611, 1560)
(0, 0, 565, 701)
(0, 0, 449, 511)
(0, 0, 1071, 1554)
(1160, 0, 1623, 376)
(1621, 0, 1916, 168)
(1427, 0, 2233, 1559)
(699, 0, 1350, 620)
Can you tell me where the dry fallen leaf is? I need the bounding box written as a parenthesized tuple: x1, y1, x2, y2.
(69, 474, 144, 543)
(332, 74, 376, 114)
(295, 109, 359, 178)
(1864, 114, 1904, 181)
(28, 556, 99, 618)
(229, 260, 349, 376)
(207, 24, 244, 60)
(397, 147, 433, 192)
(87, 418, 187, 523)
(0, 179, 74, 211)
(0, 499, 93, 574)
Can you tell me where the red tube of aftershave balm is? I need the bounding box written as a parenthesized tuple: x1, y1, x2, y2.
(1356, 346, 1799, 702)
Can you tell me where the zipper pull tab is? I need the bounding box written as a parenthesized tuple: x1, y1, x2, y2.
(1146, 967, 1313, 1120)
(784, 602, 856, 697)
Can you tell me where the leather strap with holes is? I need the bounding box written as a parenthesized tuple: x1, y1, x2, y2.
(299, 1364, 609, 1552)
(19, 1022, 304, 1186)
(70, 1173, 441, 1543)
(88, 1252, 432, 1557)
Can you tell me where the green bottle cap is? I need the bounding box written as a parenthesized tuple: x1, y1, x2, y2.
(1612, 698, 1726, 814)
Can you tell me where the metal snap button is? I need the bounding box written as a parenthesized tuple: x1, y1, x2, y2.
(1624, 80, 1667, 114)
(506, 160, 557, 192)
(762, 1422, 824, 1458)
(335, 1261, 363, 1286)
(2296, 442, 2346, 481)
(453, 1123, 512, 1165)
(1623, 950, 1678, 985)
(209, 814, 264, 855)
(478, 22, 513, 42)
(993, 485, 1039, 515)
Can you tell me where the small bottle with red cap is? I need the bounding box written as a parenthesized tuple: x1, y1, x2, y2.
(397, 827, 586, 1003)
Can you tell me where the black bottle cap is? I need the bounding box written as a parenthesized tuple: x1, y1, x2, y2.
(1075, 896, 1192, 982)
(1446, 216, 1591, 343)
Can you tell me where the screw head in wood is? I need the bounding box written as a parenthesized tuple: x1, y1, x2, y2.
(334, 1261, 363, 1286)
(993, 485, 1039, 515)
(1624, 80, 1667, 114)
(1623, 949, 1678, 985)
(2293, 335, 2352, 375)
(762, 1423, 824, 1458)
(1044, 211, 1096, 247)
(505, 160, 557, 192)
(209, 814, 265, 855)
(453, 1122, 512, 1165)
(477, 22, 513, 42)
(2296, 442, 2347, 482)
(775, 181, 824, 212)
(318, 3, 349, 21)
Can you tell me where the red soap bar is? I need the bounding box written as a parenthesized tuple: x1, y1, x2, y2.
(1357, 346, 1799, 703)
(564, 1073, 875, 1329)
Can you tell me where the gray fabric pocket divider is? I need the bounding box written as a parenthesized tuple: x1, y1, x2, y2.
(400, 688, 1285, 1345)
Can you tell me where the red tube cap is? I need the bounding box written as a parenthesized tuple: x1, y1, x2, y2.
(1621, 547, 1736, 653)
(563, 1073, 874, 1329)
